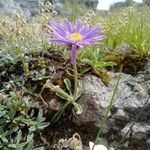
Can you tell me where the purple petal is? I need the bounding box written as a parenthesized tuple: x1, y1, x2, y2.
(80, 26, 90, 34)
(71, 45, 77, 64)
(51, 30, 67, 39)
(50, 27, 66, 37)
(50, 35, 68, 41)
(77, 41, 90, 45)
(77, 36, 106, 45)
(50, 19, 66, 36)
(75, 19, 82, 32)
(76, 43, 84, 48)
(83, 27, 100, 39)
(83, 30, 100, 40)
(64, 18, 74, 33)
(88, 35, 107, 41)
(81, 35, 106, 43)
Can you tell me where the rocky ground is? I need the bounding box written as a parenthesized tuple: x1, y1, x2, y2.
(0, 50, 149, 150)
(73, 61, 150, 149)
(32, 55, 150, 150)
(0, 1, 150, 149)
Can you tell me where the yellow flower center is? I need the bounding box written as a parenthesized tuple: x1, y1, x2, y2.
(69, 32, 82, 41)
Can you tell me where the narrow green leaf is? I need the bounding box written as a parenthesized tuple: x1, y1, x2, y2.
(82, 58, 93, 65)
(95, 61, 116, 68)
(16, 130, 22, 144)
(64, 78, 72, 96)
(0, 133, 8, 143)
(75, 80, 84, 100)
(56, 91, 72, 101)
(80, 67, 91, 75)
(51, 102, 70, 123)
(26, 134, 34, 143)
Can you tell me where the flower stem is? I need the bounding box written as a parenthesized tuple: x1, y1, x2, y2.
(73, 63, 78, 101)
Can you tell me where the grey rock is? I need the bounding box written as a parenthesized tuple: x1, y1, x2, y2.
(14, 0, 40, 16)
(53, 2, 64, 14)
(74, 72, 149, 125)
(0, 0, 23, 15)
(73, 75, 112, 128)
(146, 138, 150, 144)
(112, 109, 129, 121)
(110, 72, 149, 113)
(121, 122, 150, 140)
(138, 59, 150, 85)
(73, 63, 150, 149)
(143, 59, 150, 75)
(83, 0, 98, 8)
(0, 0, 39, 18)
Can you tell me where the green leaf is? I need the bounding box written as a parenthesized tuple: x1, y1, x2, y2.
(51, 102, 70, 123)
(95, 61, 116, 69)
(29, 127, 36, 133)
(80, 67, 91, 75)
(56, 90, 73, 102)
(37, 109, 43, 121)
(33, 147, 45, 150)
(82, 58, 93, 65)
(16, 130, 22, 144)
(64, 78, 72, 96)
(75, 80, 84, 100)
(8, 144, 17, 148)
(0, 110, 6, 117)
(0, 133, 8, 143)
(46, 82, 73, 101)
(94, 49, 100, 61)
(37, 122, 50, 130)
(73, 103, 83, 115)
(26, 134, 34, 143)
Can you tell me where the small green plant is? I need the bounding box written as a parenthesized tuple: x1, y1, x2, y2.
(97, 7, 136, 50)
(0, 91, 49, 149)
(80, 48, 116, 73)
(8, 130, 44, 150)
(23, 109, 50, 133)
(123, 10, 150, 55)
(8, 131, 33, 150)
(43, 79, 84, 122)
(93, 7, 150, 55)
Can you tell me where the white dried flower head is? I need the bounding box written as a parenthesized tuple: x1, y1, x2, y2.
(89, 142, 108, 150)
(89, 10, 96, 16)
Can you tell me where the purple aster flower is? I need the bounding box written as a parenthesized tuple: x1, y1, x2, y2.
(48, 18, 106, 64)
